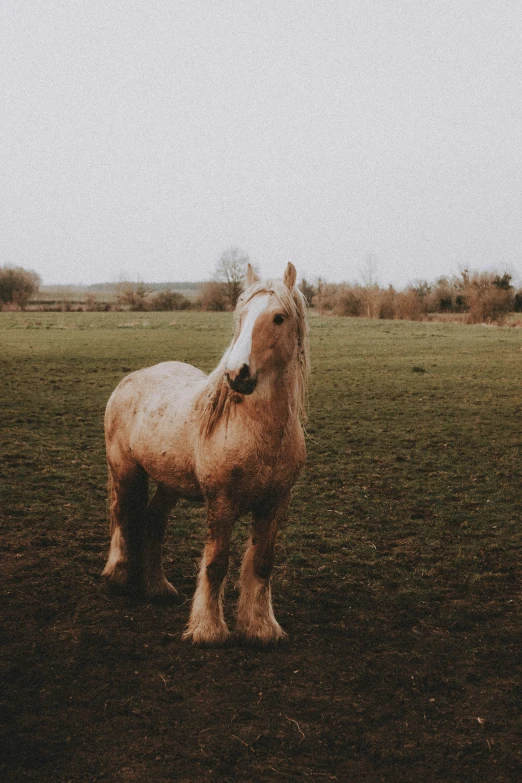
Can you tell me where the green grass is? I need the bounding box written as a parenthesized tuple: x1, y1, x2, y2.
(0, 311, 233, 570)
(1, 310, 521, 607)
(298, 315, 521, 555)
(1, 311, 521, 782)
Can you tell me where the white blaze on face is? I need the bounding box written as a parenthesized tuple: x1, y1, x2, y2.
(226, 294, 270, 373)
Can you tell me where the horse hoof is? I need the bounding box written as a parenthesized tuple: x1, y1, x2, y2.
(181, 624, 230, 645)
(145, 579, 179, 602)
(101, 561, 129, 586)
(102, 570, 131, 596)
(237, 622, 288, 645)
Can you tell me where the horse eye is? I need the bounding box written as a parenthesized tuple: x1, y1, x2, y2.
(273, 313, 285, 325)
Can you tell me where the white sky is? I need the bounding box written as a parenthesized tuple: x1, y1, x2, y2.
(1, 1, 521, 287)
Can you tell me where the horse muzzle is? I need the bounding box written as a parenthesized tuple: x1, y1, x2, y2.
(226, 364, 257, 395)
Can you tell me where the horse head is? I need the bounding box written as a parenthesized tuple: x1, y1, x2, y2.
(225, 262, 304, 396)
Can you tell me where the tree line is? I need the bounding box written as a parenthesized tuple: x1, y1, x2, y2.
(307, 270, 521, 324)
(1, 253, 521, 324)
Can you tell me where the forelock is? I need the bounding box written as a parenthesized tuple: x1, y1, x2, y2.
(237, 279, 305, 320)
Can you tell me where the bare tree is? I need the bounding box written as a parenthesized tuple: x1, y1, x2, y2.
(214, 246, 250, 309)
(359, 253, 380, 288)
(359, 254, 380, 317)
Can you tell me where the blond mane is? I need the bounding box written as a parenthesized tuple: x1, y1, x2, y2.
(197, 279, 310, 438)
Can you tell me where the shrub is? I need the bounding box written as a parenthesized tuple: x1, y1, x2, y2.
(299, 278, 316, 306)
(313, 282, 368, 316)
(312, 279, 335, 312)
(378, 286, 397, 319)
(463, 272, 514, 324)
(197, 281, 229, 311)
(116, 282, 150, 311)
(454, 294, 467, 312)
(493, 273, 513, 291)
(427, 278, 454, 313)
(446, 269, 514, 321)
(0, 266, 41, 309)
(360, 286, 383, 318)
(394, 289, 426, 321)
(336, 287, 365, 317)
(149, 290, 192, 311)
(84, 294, 111, 312)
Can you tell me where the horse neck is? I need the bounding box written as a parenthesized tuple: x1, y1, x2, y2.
(198, 350, 304, 441)
(244, 359, 301, 429)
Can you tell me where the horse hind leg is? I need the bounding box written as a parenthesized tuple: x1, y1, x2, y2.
(236, 496, 290, 643)
(142, 483, 178, 599)
(102, 463, 148, 592)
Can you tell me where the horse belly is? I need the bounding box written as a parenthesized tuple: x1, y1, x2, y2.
(140, 448, 203, 500)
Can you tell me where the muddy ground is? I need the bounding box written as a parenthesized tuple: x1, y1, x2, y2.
(2, 510, 521, 783)
(1, 313, 521, 782)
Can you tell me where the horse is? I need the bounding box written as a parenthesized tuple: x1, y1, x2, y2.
(102, 262, 310, 644)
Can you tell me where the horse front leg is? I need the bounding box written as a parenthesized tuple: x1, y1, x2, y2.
(182, 503, 234, 644)
(142, 483, 178, 599)
(236, 494, 290, 643)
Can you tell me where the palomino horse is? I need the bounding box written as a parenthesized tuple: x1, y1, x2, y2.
(102, 263, 309, 644)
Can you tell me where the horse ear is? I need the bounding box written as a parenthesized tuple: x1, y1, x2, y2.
(246, 263, 260, 286)
(283, 262, 297, 290)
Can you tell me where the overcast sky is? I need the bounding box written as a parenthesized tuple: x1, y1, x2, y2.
(1, 1, 521, 287)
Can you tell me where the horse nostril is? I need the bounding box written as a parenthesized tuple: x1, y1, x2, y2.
(226, 364, 257, 395)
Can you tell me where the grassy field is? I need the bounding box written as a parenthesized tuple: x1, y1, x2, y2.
(1, 311, 521, 782)
(32, 282, 201, 305)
